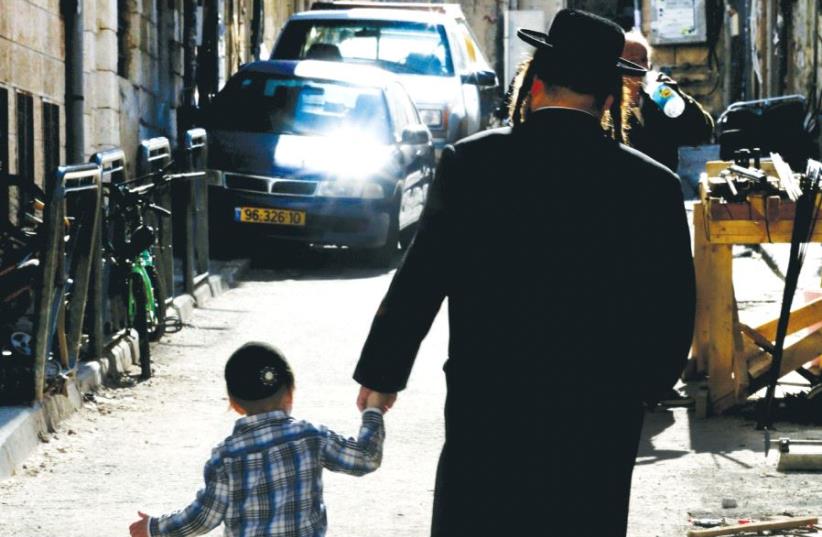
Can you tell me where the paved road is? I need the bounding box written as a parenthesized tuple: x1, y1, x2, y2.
(0, 244, 821, 537)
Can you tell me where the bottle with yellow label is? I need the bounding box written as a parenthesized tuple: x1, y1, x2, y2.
(643, 71, 685, 118)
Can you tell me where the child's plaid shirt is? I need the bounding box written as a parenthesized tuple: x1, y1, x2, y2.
(148, 409, 384, 537)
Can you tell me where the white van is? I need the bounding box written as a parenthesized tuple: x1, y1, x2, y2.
(272, 4, 499, 152)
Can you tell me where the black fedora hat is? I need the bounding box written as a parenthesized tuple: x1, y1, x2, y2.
(517, 9, 646, 77)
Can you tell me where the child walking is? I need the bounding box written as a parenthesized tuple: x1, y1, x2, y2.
(129, 342, 386, 537)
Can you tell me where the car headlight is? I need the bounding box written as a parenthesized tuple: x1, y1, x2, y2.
(316, 180, 384, 199)
(418, 108, 444, 129)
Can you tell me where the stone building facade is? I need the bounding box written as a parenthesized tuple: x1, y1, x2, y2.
(0, 0, 66, 209)
(0, 0, 303, 222)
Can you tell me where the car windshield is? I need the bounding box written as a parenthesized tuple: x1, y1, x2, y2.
(274, 19, 454, 77)
(207, 73, 391, 143)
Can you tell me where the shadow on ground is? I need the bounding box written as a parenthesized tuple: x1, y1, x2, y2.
(229, 242, 401, 281)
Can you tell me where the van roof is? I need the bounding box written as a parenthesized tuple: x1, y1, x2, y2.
(290, 8, 449, 25)
(310, 1, 466, 19)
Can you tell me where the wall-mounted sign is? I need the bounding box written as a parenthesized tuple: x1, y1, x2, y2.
(649, 0, 707, 45)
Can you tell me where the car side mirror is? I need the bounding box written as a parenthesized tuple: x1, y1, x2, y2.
(401, 124, 432, 146)
(461, 70, 498, 88)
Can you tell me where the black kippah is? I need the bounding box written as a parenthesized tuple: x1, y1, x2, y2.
(225, 342, 293, 401)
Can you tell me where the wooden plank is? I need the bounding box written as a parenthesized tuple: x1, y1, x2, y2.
(686, 516, 818, 537)
(704, 159, 777, 177)
(755, 297, 822, 340)
(705, 218, 822, 244)
(705, 237, 736, 411)
(692, 202, 710, 374)
(748, 327, 822, 380)
(706, 194, 822, 222)
(732, 302, 751, 400)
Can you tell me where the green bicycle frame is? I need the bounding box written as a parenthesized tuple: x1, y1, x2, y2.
(127, 250, 158, 326)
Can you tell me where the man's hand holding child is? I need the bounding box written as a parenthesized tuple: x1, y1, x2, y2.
(360, 386, 397, 413)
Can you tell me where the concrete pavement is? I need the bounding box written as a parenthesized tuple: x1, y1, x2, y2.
(0, 243, 821, 536)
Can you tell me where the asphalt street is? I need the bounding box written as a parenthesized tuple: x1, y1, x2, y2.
(0, 242, 821, 537)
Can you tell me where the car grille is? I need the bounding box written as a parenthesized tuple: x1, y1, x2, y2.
(225, 174, 317, 197)
(271, 180, 317, 196)
(225, 174, 269, 193)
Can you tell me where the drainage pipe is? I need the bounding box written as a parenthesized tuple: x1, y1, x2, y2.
(64, 0, 84, 164)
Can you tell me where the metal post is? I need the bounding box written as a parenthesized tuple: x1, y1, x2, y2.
(32, 183, 63, 401)
(89, 149, 127, 357)
(138, 138, 174, 303)
(183, 166, 196, 296)
(62, 165, 103, 369)
(185, 129, 209, 283)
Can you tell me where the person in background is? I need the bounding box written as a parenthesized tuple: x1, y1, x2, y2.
(622, 29, 714, 172)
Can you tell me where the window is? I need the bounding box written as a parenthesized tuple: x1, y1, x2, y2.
(277, 20, 455, 77)
(0, 87, 8, 223)
(209, 73, 391, 143)
(385, 83, 412, 137)
(16, 92, 34, 221)
(42, 102, 60, 185)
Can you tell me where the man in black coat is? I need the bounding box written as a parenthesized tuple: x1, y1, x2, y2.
(354, 10, 696, 537)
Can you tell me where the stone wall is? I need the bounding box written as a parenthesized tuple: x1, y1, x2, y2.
(101, 0, 185, 169)
(0, 0, 66, 188)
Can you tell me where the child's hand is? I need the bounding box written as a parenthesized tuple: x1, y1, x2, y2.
(129, 511, 150, 537)
(365, 389, 397, 413)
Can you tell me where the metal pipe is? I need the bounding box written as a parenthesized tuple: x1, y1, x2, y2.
(251, 0, 264, 62)
(764, 0, 773, 97)
(633, 0, 642, 30)
(64, 0, 84, 164)
(723, 3, 733, 108)
(180, 0, 198, 146)
(811, 0, 819, 104)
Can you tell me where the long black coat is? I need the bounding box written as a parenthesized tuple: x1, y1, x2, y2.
(354, 108, 696, 537)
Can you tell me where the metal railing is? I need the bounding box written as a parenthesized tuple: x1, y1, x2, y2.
(33, 163, 102, 401)
(86, 149, 127, 360)
(4, 130, 213, 404)
(138, 137, 174, 306)
(176, 128, 210, 295)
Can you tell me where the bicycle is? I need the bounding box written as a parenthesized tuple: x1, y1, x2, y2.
(0, 176, 72, 402)
(103, 175, 179, 380)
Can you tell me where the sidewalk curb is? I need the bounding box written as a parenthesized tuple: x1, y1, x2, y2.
(0, 259, 251, 479)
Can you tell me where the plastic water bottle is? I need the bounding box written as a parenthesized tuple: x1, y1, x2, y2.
(644, 71, 685, 118)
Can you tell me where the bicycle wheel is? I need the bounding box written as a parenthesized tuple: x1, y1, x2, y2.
(146, 265, 166, 342)
(128, 273, 151, 379)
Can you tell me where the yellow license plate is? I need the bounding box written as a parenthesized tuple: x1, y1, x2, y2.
(235, 207, 306, 226)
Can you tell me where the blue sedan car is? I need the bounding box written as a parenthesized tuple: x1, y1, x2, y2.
(204, 60, 435, 264)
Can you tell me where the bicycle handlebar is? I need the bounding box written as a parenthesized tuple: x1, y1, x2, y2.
(148, 204, 172, 217)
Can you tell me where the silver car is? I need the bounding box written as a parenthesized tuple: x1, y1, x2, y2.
(204, 60, 435, 265)
(272, 7, 499, 153)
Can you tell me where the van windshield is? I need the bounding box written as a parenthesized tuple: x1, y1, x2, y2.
(206, 73, 391, 143)
(273, 19, 454, 77)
